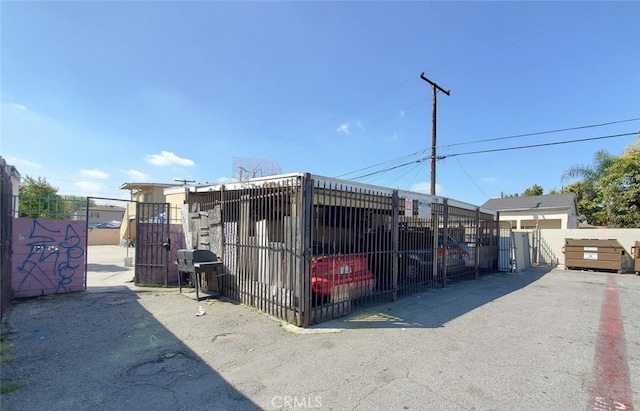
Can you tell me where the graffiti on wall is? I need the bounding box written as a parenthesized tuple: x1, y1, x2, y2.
(15, 219, 85, 295)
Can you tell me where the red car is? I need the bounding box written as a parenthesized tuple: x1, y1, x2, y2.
(310, 243, 375, 302)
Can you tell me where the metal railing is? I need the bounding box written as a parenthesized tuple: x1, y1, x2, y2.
(12, 195, 88, 220)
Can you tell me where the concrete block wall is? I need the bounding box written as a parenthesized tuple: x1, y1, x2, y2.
(12, 219, 87, 298)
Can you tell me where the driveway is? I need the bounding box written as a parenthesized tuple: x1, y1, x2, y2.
(1, 246, 638, 410)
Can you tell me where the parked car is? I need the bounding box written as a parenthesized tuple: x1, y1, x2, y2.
(398, 235, 469, 283)
(399, 250, 434, 283)
(437, 236, 468, 271)
(309, 242, 376, 304)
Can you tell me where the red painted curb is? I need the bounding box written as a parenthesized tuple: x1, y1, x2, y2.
(589, 274, 634, 411)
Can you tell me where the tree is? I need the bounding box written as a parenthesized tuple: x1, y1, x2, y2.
(599, 150, 640, 227)
(522, 184, 544, 196)
(561, 150, 616, 226)
(18, 176, 66, 219)
(562, 150, 616, 184)
(560, 181, 606, 225)
(624, 133, 640, 154)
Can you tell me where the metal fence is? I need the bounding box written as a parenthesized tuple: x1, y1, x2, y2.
(186, 173, 499, 326)
(12, 195, 88, 220)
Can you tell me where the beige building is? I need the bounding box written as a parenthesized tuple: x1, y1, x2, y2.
(119, 182, 181, 244)
(71, 205, 125, 228)
(482, 194, 578, 229)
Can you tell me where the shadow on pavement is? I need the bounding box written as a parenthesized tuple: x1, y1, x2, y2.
(86, 263, 132, 273)
(1, 285, 260, 411)
(313, 267, 554, 330)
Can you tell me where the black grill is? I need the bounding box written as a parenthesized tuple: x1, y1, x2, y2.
(176, 249, 221, 300)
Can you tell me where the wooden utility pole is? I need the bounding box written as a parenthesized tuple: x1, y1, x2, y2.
(420, 72, 450, 195)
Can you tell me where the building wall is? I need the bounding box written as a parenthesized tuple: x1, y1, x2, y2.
(133, 186, 167, 203)
(120, 203, 136, 245)
(87, 208, 125, 226)
(72, 207, 125, 228)
(539, 228, 640, 269)
(12, 218, 87, 298)
(500, 210, 575, 229)
(165, 191, 186, 223)
(88, 228, 121, 246)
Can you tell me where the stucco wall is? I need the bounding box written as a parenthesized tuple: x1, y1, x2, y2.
(539, 228, 640, 271)
(13, 219, 87, 298)
(165, 192, 186, 215)
(88, 228, 121, 246)
(501, 210, 573, 229)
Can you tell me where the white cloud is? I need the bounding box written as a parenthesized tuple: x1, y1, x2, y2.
(336, 120, 364, 135)
(410, 182, 443, 195)
(399, 110, 406, 117)
(75, 181, 106, 192)
(126, 169, 150, 181)
(80, 169, 110, 179)
(145, 151, 195, 167)
(6, 156, 42, 168)
(10, 103, 28, 110)
(482, 177, 497, 183)
(336, 123, 350, 135)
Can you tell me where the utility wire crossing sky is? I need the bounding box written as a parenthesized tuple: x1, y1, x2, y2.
(2, 1, 639, 206)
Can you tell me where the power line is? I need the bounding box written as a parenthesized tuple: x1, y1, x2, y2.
(453, 157, 490, 199)
(334, 148, 428, 179)
(440, 117, 640, 149)
(347, 131, 636, 181)
(438, 132, 636, 159)
(341, 118, 639, 180)
(349, 157, 426, 181)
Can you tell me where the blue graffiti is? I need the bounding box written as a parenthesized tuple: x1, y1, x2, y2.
(17, 220, 85, 294)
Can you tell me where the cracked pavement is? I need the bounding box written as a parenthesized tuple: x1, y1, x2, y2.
(1, 246, 638, 410)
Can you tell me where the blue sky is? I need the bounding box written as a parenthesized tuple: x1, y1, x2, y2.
(2, 1, 639, 206)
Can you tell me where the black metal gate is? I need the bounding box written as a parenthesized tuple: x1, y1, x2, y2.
(135, 202, 171, 286)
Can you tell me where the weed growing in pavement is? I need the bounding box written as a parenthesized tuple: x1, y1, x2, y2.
(0, 323, 13, 363)
(0, 323, 25, 394)
(1, 379, 24, 394)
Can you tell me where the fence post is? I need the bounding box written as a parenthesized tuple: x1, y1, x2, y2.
(301, 174, 313, 327)
(391, 190, 399, 301)
(475, 207, 480, 279)
(442, 198, 449, 287)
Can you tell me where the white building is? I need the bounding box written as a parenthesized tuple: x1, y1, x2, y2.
(482, 194, 578, 229)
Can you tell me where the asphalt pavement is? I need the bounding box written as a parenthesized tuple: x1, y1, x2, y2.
(1, 245, 638, 410)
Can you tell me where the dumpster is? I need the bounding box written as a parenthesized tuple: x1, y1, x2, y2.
(563, 239, 625, 273)
(632, 241, 640, 275)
